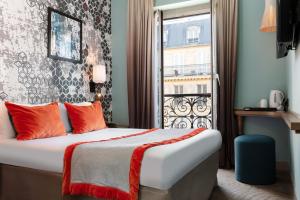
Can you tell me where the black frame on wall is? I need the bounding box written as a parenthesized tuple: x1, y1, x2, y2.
(47, 7, 83, 64)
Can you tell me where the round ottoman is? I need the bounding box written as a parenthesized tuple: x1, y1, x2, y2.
(235, 135, 276, 185)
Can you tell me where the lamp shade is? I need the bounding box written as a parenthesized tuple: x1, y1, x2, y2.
(260, 0, 277, 32)
(93, 64, 106, 83)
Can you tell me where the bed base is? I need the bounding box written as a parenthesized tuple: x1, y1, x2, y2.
(0, 152, 218, 200)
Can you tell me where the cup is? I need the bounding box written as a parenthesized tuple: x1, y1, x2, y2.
(259, 99, 268, 108)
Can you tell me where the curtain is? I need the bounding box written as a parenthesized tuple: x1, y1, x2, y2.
(153, 11, 163, 128)
(212, 0, 238, 169)
(127, 0, 154, 129)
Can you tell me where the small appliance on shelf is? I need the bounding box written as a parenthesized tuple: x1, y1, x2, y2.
(269, 90, 285, 111)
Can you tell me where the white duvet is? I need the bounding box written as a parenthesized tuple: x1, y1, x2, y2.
(0, 128, 221, 190)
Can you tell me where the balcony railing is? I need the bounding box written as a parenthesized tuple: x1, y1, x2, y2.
(163, 93, 212, 129)
(164, 64, 211, 77)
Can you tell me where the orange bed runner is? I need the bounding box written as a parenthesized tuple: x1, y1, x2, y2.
(63, 128, 206, 200)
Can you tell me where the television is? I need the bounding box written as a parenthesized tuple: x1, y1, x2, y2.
(276, 0, 299, 58)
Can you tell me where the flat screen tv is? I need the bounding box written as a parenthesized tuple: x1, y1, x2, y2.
(276, 0, 299, 58)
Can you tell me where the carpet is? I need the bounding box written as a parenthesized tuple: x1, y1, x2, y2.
(210, 169, 295, 200)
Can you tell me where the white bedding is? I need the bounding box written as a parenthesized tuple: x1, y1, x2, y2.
(0, 128, 221, 190)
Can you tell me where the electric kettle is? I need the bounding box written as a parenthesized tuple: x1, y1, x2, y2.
(269, 90, 285, 110)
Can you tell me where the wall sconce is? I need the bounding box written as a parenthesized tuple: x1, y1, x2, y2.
(90, 64, 106, 101)
(260, 0, 277, 32)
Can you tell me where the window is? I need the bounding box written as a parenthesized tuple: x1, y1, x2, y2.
(186, 26, 201, 44)
(197, 84, 207, 94)
(174, 85, 184, 94)
(161, 14, 213, 129)
(174, 85, 184, 106)
(163, 30, 169, 46)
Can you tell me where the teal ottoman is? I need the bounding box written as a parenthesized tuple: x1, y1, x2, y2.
(235, 135, 276, 185)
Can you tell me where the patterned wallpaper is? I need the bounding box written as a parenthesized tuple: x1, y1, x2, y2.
(0, 0, 112, 121)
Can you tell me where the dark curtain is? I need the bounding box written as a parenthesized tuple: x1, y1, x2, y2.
(127, 0, 154, 129)
(213, 0, 239, 169)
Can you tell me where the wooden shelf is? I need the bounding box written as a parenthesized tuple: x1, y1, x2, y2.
(234, 110, 283, 118)
(280, 112, 300, 133)
(234, 109, 300, 134)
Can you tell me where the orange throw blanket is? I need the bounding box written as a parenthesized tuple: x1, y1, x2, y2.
(63, 128, 205, 200)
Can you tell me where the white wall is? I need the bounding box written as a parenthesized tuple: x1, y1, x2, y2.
(287, 47, 300, 200)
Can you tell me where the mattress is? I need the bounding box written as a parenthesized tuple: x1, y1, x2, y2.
(0, 128, 221, 190)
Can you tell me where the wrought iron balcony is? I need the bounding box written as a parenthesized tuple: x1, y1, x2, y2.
(164, 64, 211, 77)
(163, 93, 212, 129)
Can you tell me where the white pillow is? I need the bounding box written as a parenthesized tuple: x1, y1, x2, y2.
(72, 102, 92, 106)
(58, 103, 71, 133)
(0, 102, 16, 139)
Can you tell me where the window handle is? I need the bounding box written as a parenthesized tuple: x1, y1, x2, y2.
(214, 73, 220, 86)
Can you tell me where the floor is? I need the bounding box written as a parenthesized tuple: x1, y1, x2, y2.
(210, 169, 295, 200)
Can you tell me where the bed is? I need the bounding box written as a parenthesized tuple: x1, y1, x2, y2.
(0, 128, 221, 200)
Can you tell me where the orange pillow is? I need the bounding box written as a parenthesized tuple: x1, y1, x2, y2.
(5, 102, 66, 140)
(64, 101, 106, 134)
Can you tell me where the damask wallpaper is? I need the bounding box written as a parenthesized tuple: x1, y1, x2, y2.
(0, 0, 112, 121)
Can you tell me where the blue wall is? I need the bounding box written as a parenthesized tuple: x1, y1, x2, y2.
(287, 47, 300, 200)
(111, 0, 129, 125)
(236, 0, 290, 162)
